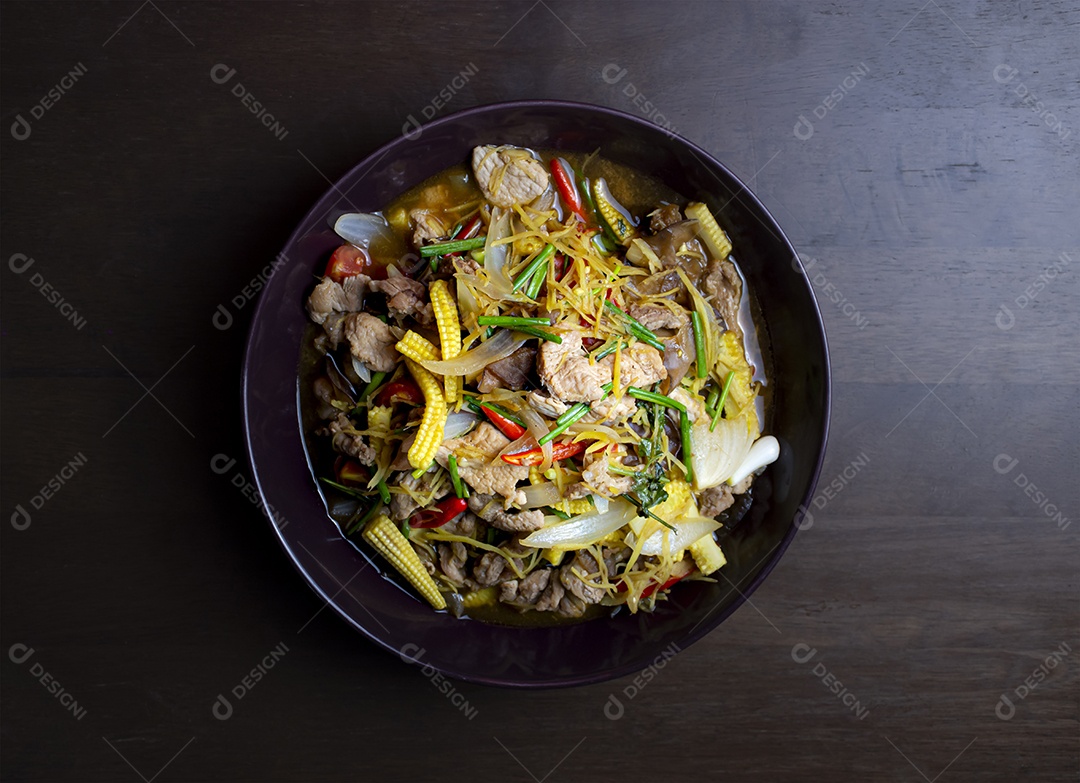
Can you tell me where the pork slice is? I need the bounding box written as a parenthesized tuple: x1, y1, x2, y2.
(472, 145, 550, 208)
(306, 275, 369, 325)
(581, 450, 633, 498)
(436, 424, 529, 506)
(538, 330, 612, 403)
(535, 572, 566, 612)
(588, 394, 637, 424)
(342, 312, 399, 373)
(473, 551, 508, 586)
(466, 493, 544, 532)
(560, 550, 605, 604)
(370, 275, 434, 325)
(323, 413, 376, 464)
(702, 257, 742, 334)
(409, 209, 448, 247)
(477, 345, 536, 393)
(648, 203, 683, 233)
(499, 568, 552, 608)
(438, 542, 469, 585)
(628, 302, 688, 331)
(600, 343, 666, 389)
(698, 484, 735, 519)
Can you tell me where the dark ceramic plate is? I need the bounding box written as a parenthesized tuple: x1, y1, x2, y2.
(243, 100, 830, 688)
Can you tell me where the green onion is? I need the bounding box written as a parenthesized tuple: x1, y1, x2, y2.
(590, 339, 624, 361)
(603, 300, 665, 351)
(547, 507, 571, 520)
(691, 311, 707, 379)
(400, 519, 410, 538)
(710, 370, 736, 432)
(448, 454, 466, 499)
(511, 244, 556, 292)
(511, 326, 562, 344)
(470, 248, 485, 264)
(627, 386, 687, 412)
(376, 480, 391, 505)
(319, 478, 369, 499)
(607, 464, 639, 477)
(345, 500, 383, 536)
(539, 404, 590, 445)
(705, 386, 720, 412)
(477, 315, 551, 328)
(419, 236, 487, 257)
(411, 464, 431, 480)
(352, 371, 387, 414)
(525, 259, 548, 299)
(680, 411, 694, 485)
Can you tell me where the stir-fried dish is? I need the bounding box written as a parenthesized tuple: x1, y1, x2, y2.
(303, 145, 779, 623)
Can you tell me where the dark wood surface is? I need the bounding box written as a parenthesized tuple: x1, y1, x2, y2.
(3, 2, 1077, 780)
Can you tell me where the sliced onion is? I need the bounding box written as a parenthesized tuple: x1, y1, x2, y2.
(520, 499, 637, 549)
(520, 482, 561, 510)
(519, 406, 552, 472)
(443, 412, 479, 441)
(418, 329, 526, 376)
(592, 494, 609, 514)
(334, 213, 397, 259)
(456, 277, 480, 323)
(483, 208, 513, 294)
(632, 516, 721, 557)
(728, 435, 780, 485)
(350, 356, 371, 383)
(690, 415, 754, 490)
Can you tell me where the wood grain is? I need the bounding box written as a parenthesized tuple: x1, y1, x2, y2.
(2, 1, 1077, 781)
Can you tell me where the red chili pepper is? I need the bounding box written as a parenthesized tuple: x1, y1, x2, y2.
(501, 440, 587, 466)
(334, 457, 370, 487)
(324, 244, 371, 283)
(374, 380, 423, 407)
(549, 158, 588, 222)
(620, 561, 696, 598)
(457, 213, 482, 240)
(552, 252, 566, 281)
(409, 497, 468, 529)
(480, 404, 527, 440)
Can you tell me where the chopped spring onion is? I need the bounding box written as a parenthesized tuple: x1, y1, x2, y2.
(539, 403, 591, 445)
(524, 259, 548, 299)
(627, 386, 687, 412)
(448, 454, 467, 499)
(710, 370, 736, 431)
(680, 411, 694, 485)
(591, 339, 624, 361)
(691, 311, 707, 379)
(511, 326, 562, 344)
(419, 236, 487, 257)
(476, 315, 551, 328)
(511, 244, 556, 292)
(377, 480, 391, 505)
(603, 300, 665, 351)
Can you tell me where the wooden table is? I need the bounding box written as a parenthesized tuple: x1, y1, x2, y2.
(3, 2, 1077, 780)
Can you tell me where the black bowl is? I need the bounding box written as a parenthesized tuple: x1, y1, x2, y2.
(243, 100, 830, 688)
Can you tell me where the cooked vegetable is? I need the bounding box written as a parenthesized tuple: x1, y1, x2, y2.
(404, 358, 447, 470)
(512, 244, 556, 292)
(409, 497, 467, 528)
(324, 244, 370, 283)
(684, 201, 732, 260)
(691, 311, 707, 379)
(480, 403, 527, 440)
(363, 514, 446, 609)
(603, 301, 665, 351)
(396, 331, 441, 363)
(460, 586, 498, 608)
(550, 157, 588, 221)
(417, 329, 526, 376)
(711, 370, 735, 431)
(691, 415, 754, 490)
(502, 440, 586, 466)
(520, 499, 637, 549)
(476, 315, 550, 328)
(728, 435, 780, 486)
(447, 454, 467, 498)
(680, 411, 694, 485)
(419, 235, 487, 257)
(374, 380, 422, 407)
(429, 280, 462, 404)
(593, 178, 636, 245)
(688, 533, 726, 575)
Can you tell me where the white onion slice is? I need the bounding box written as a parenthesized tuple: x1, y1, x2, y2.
(632, 516, 721, 557)
(418, 330, 526, 376)
(591, 494, 609, 514)
(350, 356, 371, 383)
(690, 415, 755, 490)
(333, 213, 397, 258)
(728, 435, 780, 486)
(483, 208, 513, 294)
(520, 499, 637, 549)
(519, 407, 552, 472)
(520, 482, 561, 510)
(443, 412, 479, 441)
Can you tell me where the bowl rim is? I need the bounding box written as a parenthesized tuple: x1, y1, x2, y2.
(242, 98, 831, 688)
